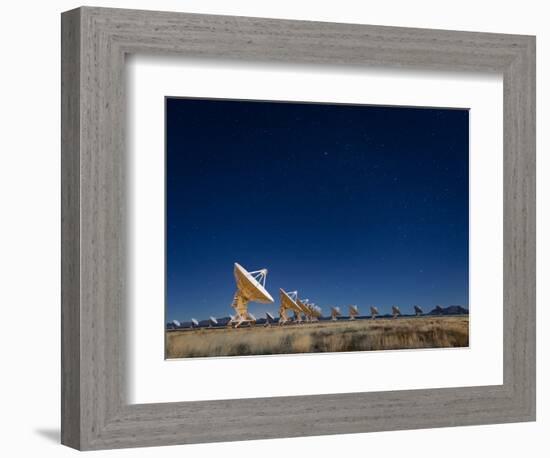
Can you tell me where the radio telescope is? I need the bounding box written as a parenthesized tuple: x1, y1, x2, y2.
(370, 306, 379, 320)
(391, 306, 401, 319)
(208, 316, 218, 328)
(330, 306, 342, 321)
(349, 305, 359, 320)
(278, 304, 290, 325)
(230, 263, 274, 328)
(279, 289, 302, 324)
(171, 320, 181, 328)
(414, 305, 423, 316)
(297, 298, 309, 322)
(298, 298, 321, 322)
(191, 318, 199, 328)
(265, 311, 276, 327)
(310, 304, 322, 321)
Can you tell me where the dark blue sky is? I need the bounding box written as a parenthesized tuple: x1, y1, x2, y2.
(166, 98, 469, 322)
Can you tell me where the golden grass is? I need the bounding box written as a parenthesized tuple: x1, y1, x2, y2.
(165, 316, 469, 359)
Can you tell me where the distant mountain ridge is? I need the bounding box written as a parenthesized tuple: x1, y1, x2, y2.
(428, 305, 469, 315)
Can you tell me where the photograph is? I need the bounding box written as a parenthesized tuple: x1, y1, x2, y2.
(164, 97, 470, 359)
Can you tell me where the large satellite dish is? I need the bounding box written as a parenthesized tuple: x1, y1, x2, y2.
(370, 306, 379, 319)
(349, 305, 359, 320)
(171, 319, 181, 328)
(279, 289, 303, 324)
(391, 306, 401, 319)
(414, 305, 423, 316)
(230, 263, 274, 328)
(191, 318, 199, 328)
(234, 263, 274, 303)
(330, 306, 342, 321)
(208, 316, 218, 327)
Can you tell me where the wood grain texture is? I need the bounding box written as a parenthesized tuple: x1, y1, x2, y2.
(61, 6, 536, 450)
(61, 7, 81, 450)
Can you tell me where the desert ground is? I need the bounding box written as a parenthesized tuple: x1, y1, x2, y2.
(165, 316, 469, 359)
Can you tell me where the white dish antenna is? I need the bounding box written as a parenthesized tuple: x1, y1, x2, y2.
(297, 298, 309, 322)
(208, 316, 218, 327)
(312, 304, 322, 319)
(349, 305, 359, 320)
(264, 311, 275, 327)
(280, 289, 303, 323)
(296, 298, 310, 320)
(279, 288, 309, 323)
(297, 298, 322, 321)
(414, 305, 423, 316)
(230, 263, 274, 328)
(330, 306, 342, 321)
(370, 306, 379, 319)
(191, 318, 199, 327)
(234, 263, 274, 303)
(280, 289, 299, 310)
(392, 306, 401, 319)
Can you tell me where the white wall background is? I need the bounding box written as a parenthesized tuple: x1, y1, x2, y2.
(0, 1, 546, 456)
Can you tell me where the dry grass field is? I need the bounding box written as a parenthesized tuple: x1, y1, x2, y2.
(165, 316, 469, 359)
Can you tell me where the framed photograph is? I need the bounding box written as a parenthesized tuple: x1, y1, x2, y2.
(61, 6, 535, 450)
(163, 97, 470, 359)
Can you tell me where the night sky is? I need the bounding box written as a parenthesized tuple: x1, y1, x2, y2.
(165, 98, 469, 322)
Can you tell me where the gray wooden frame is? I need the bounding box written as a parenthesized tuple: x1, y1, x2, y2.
(61, 6, 536, 451)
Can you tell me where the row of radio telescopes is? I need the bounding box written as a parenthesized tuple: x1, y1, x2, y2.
(172, 263, 439, 329)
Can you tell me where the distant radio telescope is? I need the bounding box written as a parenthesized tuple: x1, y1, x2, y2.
(370, 306, 379, 319)
(265, 311, 276, 327)
(230, 263, 274, 328)
(414, 305, 423, 316)
(298, 298, 322, 322)
(311, 305, 322, 320)
(191, 318, 199, 328)
(392, 306, 401, 319)
(349, 305, 359, 320)
(311, 305, 322, 321)
(330, 306, 342, 321)
(171, 320, 181, 328)
(297, 298, 310, 322)
(208, 316, 218, 328)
